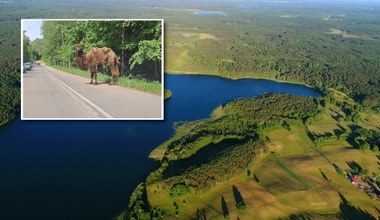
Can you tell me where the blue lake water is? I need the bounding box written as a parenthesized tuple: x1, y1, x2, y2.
(0, 74, 320, 220)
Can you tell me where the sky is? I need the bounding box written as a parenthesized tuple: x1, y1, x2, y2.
(23, 20, 43, 42)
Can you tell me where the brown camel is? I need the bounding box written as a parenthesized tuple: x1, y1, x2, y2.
(75, 45, 120, 85)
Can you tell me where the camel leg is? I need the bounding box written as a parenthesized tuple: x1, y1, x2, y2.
(94, 65, 98, 85)
(110, 76, 115, 85)
(94, 72, 98, 85)
(90, 71, 94, 84)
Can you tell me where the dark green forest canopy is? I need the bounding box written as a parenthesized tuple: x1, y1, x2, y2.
(0, 20, 20, 125)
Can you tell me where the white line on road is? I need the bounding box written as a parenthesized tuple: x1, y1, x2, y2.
(45, 67, 114, 119)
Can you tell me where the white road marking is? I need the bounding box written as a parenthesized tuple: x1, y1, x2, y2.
(45, 67, 114, 119)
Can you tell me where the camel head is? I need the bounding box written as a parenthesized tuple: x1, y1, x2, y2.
(75, 45, 84, 57)
(109, 56, 120, 77)
(75, 45, 86, 70)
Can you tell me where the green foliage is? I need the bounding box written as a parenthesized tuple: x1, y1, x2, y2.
(0, 20, 20, 125)
(359, 142, 370, 151)
(41, 20, 162, 81)
(164, 140, 266, 190)
(221, 94, 319, 128)
(153, 94, 318, 190)
(130, 39, 161, 69)
(124, 182, 164, 220)
(163, 94, 318, 162)
(237, 201, 247, 213)
(348, 127, 380, 151)
(164, 89, 172, 99)
(52, 65, 161, 95)
(23, 33, 32, 62)
(372, 146, 379, 154)
(0, 66, 20, 125)
(169, 183, 195, 197)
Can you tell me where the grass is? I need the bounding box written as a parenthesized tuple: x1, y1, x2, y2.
(50, 65, 162, 95)
(164, 89, 172, 99)
(273, 158, 311, 190)
(149, 121, 200, 160)
(307, 111, 341, 135)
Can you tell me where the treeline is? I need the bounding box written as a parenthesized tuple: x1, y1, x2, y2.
(349, 128, 380, 152)
(115, 182, 164, 220)
(41, 20, 162, 81)
(0, 20, 20, 125)
(164, 140, 266, 191)
(186, 35, 380, 107)
(223, 93, 320, 124)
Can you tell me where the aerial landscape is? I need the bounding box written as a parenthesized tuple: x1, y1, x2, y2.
(0, 0, 380, 219)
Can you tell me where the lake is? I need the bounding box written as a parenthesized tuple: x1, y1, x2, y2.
(0, 74, 320, 220)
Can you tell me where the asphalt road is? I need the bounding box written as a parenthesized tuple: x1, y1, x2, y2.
(22, 64, 163, 119)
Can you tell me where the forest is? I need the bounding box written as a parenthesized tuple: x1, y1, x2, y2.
(0, 20, 20, 125)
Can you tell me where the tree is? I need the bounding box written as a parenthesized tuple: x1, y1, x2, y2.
(359, 142, 370, 151)
(372, 145, 379, 153)
(23, 32, 32, 62)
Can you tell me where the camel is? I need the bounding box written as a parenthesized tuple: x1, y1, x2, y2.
(75, 45, 120, 85)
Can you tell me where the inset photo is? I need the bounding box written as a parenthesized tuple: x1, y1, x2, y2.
(21, 19, 163, 120)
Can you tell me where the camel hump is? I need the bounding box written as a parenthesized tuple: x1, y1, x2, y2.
(90, 47, 99, 53)
(102, 47, 111, 54)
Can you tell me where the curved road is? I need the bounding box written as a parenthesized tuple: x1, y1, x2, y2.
(22, 64, 163, 119)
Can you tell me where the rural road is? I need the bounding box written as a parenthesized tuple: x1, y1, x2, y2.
(22, 64, 162, 119)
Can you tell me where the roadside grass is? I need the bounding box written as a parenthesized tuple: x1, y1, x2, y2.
(51, 65, 162, 95)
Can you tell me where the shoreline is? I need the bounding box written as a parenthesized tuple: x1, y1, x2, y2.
(165, 70, 318, 90)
